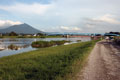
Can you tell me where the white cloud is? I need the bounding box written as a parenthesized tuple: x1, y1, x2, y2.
(93, 14, 120, 24)
(82, 14, 120, 33)
(0, 3, 53, 15)
(60, 26, 82, 31)
(60, 26, 70, 30)
(72, 27, 82, 31)
(0, 20, 22, 28)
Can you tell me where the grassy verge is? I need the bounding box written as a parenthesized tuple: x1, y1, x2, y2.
(0, 40, 97, 80)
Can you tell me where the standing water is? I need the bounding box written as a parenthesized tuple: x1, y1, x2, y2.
(0, 37, 91, 57)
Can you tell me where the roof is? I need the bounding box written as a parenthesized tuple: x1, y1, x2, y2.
(104, 33, 120, 36)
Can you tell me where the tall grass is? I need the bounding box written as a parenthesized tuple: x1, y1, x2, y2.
(0, 40, 97, 80)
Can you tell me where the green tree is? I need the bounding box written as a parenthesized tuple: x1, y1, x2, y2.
(9, 31, 18, 36)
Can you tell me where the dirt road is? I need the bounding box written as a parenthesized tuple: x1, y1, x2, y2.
(77, 41, 120, 80)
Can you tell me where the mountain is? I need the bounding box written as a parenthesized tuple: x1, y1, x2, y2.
(0, 23, 44, 34)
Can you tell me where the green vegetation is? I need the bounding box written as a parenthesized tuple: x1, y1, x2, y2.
(0, 40, 97, 80)
(9, 31, 18, 36)
(8, 44, 20, 50)
(31, 40, 70, 48)
(17, 36, 46, 38)
(0, 32, 63, 38)
(0, 35, 63, 38)
(45, 35, 63, 38)
(77, 40, 81, 42)
(113, 36, 120, 45)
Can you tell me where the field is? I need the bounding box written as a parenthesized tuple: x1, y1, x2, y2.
(0, 35, 63, 38)
(0, 40, 97, 80)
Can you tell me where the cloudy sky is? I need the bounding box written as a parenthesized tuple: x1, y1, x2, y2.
(0, 0, 120, 33)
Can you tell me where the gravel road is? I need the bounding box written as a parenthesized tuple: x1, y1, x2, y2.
(77, 41, 120, 80)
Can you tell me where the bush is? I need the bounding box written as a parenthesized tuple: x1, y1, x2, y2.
(114, 39, 120, 45)
(8, 44, 19, 50)
(31, 40, 70, 48)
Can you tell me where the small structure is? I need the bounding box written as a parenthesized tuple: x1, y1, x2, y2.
(104, 33, 119, 36)
(0, 33, 2, 37)
(91, 34, 103, 40)
(104, 32, 120, 41)
(33, 34, 37, 37)
(66, 35, 70, 38)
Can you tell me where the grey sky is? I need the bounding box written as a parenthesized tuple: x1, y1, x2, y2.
(0, 0, 120, 33)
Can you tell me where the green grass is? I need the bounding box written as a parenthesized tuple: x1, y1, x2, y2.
(0, 40, 97, 80)
(45, 35, 63, 38)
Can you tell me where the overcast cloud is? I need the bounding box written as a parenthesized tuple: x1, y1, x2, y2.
(0, 0, 120, 33)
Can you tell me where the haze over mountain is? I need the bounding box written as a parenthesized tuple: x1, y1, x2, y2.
(0, 23, 43, 34)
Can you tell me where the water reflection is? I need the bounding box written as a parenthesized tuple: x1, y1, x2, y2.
(7, 44, 29, 50)
(0, 38, 31, 51)
(0, 37, 91, 57)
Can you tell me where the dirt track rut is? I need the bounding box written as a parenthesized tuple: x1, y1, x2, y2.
(77, 41, 120, 80)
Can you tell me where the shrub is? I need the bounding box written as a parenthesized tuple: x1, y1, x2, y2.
(31, 40, 70, 48)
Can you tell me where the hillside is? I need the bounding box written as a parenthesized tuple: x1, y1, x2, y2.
(0, 23, 43, 34)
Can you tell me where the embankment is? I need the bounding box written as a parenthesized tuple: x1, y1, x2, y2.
(0, 40, 97, 80)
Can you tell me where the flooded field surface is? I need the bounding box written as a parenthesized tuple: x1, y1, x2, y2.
(0, 37, 91, 57)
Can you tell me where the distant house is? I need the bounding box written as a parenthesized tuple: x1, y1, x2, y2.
(66, 35, 70, 38)
(104, 32, 120, 40)
(26, 34, 32, 37)
(33, 34, 37, 37)
(0, 33, 2, 36)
